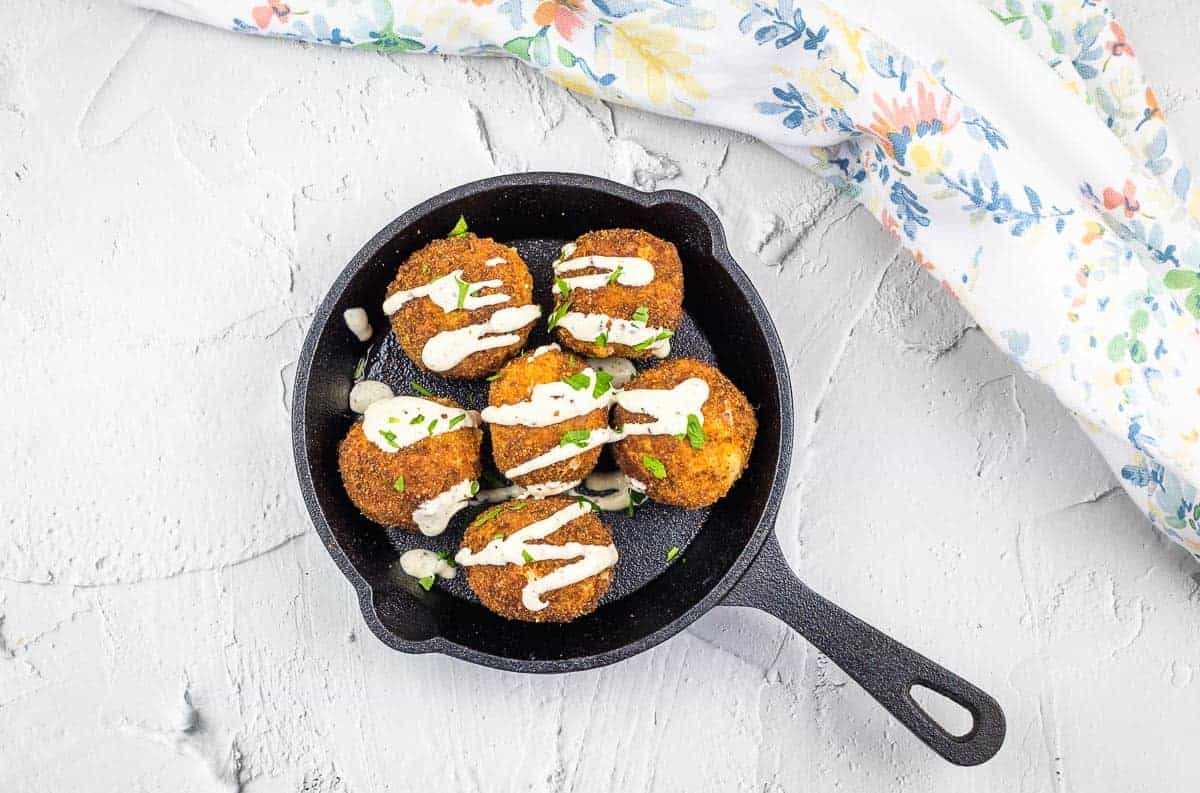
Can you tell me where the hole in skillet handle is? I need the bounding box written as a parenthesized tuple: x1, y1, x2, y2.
(723, 534, 1007, 766)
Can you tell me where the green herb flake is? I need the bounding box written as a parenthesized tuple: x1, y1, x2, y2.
(631, 329, 673, 351)
(560, 429, 591, 448)
(469, 480, 480, 496)
(447, 215, 469, 238)
(607, 265, 623, 286)
(547, 299, 572, 331)
(448, 414, 466, 429)
(642, 453, 667, 480)
(631, 305, 650, 324)
(486, 372, 502, 382)
(392, 476, 405, 493)
(427, 419, 439, 435)
(412, 382, 435, 398)
(666, 546, 680, 562)
(592, 370, 614, 398)
(454, 276, 470, 310)
(594, 331, 608, 347)
(410, 414, 425, 425)
(521, 549, 535, 564)
(378, 429, 399, 448)
(685, 414, 707, 449)
(388, 416, 401, 423)
(491, 532, 506, 542)
(436, 550, 457, 568)
(576, 495, 601, 512)
(418, 575, 435, 591)
(626, 489, 647, 517)
(555, 277, 571, 298)
(562, 372, 590, 391)
(352, 355, 367, 381)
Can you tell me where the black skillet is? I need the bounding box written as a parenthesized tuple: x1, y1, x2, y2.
(292, 172, 1006, 766)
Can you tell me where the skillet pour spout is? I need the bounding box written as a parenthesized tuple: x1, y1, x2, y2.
(293, 172, 1006, 766)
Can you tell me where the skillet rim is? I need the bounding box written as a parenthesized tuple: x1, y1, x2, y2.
(292, 171, 794, 673)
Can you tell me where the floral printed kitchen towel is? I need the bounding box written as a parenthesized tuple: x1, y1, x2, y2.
(133, 0, 1200, 558)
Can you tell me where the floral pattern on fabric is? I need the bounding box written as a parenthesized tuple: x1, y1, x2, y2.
(139, 0, 1200, 558)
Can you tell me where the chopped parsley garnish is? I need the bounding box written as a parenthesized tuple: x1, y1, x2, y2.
(547, 299, 572, 331)
(592, 370, 613, 398)
(387, 416, 400, 424)
(576, 495, 601, 512)
(352, 355, 367, 381)
(626, 489, 648, 517)
(642, 453, 667, 480)
(469, 480, 480, 496)
(560, 429, 591, 448)
(486, 372, 502, 382)
(412, 382, 435, 398)
(594, 331, 608, 346)
(521, 549, 535, 564)
(454, 276, 470, 310)
(393, 476, 405, 493)
(447, 215, 469, 238)
(666, 546, 680, 562)
(427, 419, 438, 435)
(607, 265, 623, 286)
(448, 414, 466, 429)
(378, 429, 399, 448)
(491, 532, 506, 542)
(436, 550, 456, 567)
(475, 501, 526, 527)
(685, 414, 706, 449)
(410, 414, 425, 425)
(631, 329, 673, 351)
(554, 277, 571, 298)
(418, 575, 435, 591)
(562, 372, 590, 391)
(631, 305, 650, 325)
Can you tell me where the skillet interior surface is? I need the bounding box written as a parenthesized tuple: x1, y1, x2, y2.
(294, 174, 791, 669)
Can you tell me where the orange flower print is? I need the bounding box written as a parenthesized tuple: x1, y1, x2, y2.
(880, 208, 900, 239)
(1102, 180, 1140, 219)
(252, 0, 292, 29)
(1106, 21, 1134, 58)
(534, 0, 585, 40)
(862, 82, 960, 166)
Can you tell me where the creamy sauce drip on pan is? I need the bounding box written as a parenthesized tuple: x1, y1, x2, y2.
(580, 470, 647, 511)
(473, 480, 580, 503)
(455, 500, 618, 612)
(399, 548, 457, 580)
(343, 307, 373, 341)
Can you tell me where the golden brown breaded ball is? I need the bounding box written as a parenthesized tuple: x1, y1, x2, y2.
(486, 346, 611, 489)
(551, 229, 683, 359)
(386, 234, 537, 379)
(612, 358, 756, 509)
(460, 497, 614, 623)
(338, 396, 482, 529)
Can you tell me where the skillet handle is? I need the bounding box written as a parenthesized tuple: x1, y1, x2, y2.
(722, 534, 1005, 766)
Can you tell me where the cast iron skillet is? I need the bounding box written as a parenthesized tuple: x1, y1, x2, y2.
(293, 172, 1006, 766)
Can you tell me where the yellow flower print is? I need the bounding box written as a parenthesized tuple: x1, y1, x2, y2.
(1082, 221, 1105, 244)
(600, 18, 707, 115)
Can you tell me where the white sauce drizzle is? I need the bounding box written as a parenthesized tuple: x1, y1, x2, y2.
(413, 479, 477, 537)
(481, 367, 616, 427)
(553, 256, 656, 293)
(556, 312, 672, 358)
(529, 343, 560, 359)
(503, 427, 624, 480)
(348, 380, 395, 413)
(382, 269, 511, 316)
(454, 501, 618, 612)
(616, 378, 709, 437)
(361, 396, 480, 452)
(580, 470, 647, 511)
(399, 548, 457, 580)
(473, 480, 580, 503)
(484, 257, 507, 267)
(343, 307, 373, 342)
(421, 304, 542, 372)
(586, 357, 636, 388)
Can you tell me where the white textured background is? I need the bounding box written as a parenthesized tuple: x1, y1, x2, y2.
(2, 1, 1199, 790)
